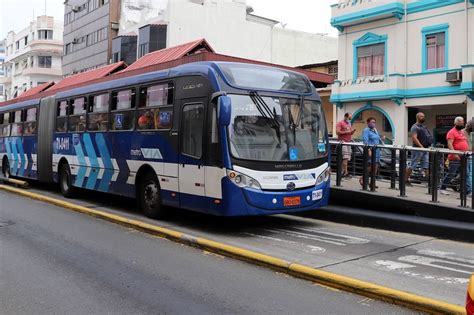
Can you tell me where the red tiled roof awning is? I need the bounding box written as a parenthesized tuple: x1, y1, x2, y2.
(16, 81, 55, 100)
(49, 61, 126, 91)
(122, 38, 214, 72)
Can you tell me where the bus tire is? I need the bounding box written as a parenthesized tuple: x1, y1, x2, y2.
(59, 162, 75, 198)
(2, 157, 10, 178)
(139, 172, 165, 219)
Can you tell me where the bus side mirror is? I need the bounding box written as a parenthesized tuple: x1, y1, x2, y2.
(218, 96, 231, 126)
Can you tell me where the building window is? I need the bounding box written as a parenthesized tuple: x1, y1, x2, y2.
(24, 36, 28, 46)
(38, 30, 53, 40)
(422, 24, 448, 72)
(38, 56, 52, 68)
(138, 43, 149, 58)
(426, 32, 445, 70)
(15, 41, 20, 50)
(65, 43, 73, 55)
(357, 43, 385, 77)
(112, 52, 119, 63)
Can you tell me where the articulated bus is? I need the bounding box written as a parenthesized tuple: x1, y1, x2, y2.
(0, 62, 330, 218)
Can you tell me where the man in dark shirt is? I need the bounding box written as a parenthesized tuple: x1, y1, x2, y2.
(406, 112, 433, 185)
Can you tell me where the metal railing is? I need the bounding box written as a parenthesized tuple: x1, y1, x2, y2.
(329, 140, 474, 209)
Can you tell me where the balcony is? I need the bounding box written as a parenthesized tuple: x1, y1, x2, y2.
(0, 76, 12, 84)
(22, 67, 62, 77)
(331, 0, 405, 32)
(330, 74, 404, 105)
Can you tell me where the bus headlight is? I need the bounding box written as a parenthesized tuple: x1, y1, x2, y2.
(316, 167, 331, 186)
(227, 170, 262, 190)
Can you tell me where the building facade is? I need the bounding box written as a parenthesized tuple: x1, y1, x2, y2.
(62, 0, 119, 76)
(63, 0, 337, 75)
(0, 40, 6, 102)
(330, 0, 474, 146)
(2, 16, 63, 100)
(299, 61, 338, 136)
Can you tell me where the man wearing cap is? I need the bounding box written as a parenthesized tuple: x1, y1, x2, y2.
(440, 117, 471, 196)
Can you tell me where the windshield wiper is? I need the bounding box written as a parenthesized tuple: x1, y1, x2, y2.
(249, 91, 281, 144)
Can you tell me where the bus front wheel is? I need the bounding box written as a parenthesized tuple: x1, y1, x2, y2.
(59, 162, 75, 198)
(139, 172, 165, 219)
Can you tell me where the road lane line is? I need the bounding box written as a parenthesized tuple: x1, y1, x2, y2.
(0, 184, 466, 315)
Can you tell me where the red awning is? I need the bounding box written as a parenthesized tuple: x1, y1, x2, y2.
(122, 38, 214, 72)
(48, 62, 125, 91)
(15, 81, 55, 100)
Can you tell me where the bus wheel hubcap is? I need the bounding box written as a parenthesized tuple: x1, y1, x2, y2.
(144, 182, 158, 208)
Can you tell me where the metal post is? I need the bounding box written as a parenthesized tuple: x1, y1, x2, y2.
(336, 143, 343, 187)
(431, 151, 439, 203)
(460, 153, 467, 208)
(471, 152, 474, 210)
(390, 148, 396, 189)
(362, 145, 369, 191)
(399, 148, 407, 197)
(370, 145, 377, 192)
(428, 151, 434, 195)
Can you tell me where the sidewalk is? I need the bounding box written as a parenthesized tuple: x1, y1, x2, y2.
(333, 174, 473, 210)
(314, 175, 474, 242)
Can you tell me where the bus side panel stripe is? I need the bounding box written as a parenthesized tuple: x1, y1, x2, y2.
(95, 133, 113, 192)
(74, 142, 86, 187)
(17, 138, 25, 177)
(83, 133, 99, 190)
(5, 139, 12, 165)
(11, 138, 18, 175)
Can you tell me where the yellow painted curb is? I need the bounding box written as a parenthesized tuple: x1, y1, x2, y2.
(0, 184, 466, 315)
(1, 177, 29, 188)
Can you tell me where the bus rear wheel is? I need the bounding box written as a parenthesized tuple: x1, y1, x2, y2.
(139, 172, 165, 219)
(2, 158, 10, 178)
(59, 162, 75, 198)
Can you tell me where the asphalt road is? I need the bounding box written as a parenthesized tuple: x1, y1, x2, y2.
(0, 191, 417, 314)
(18, 183, 473, 306)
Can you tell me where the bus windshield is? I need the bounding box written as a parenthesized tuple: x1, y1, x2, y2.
(228, 94, 327, 162)
(219, 63, 312, 93)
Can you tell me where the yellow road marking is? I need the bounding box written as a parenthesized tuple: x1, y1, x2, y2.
(0, 184, 465, 315)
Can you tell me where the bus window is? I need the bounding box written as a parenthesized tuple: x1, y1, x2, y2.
(88, 93, 109, 131)
(137, 84, 173, 131)
(181, 103, 204, 158)
(10, 110, 23, 136)
(207, 101, 221, 166)
(23, 107, 37, 136)
(0, 113, 9, 137)
(69, 97, 86, 132)
(110, 89, 135, 131)
(139, 83, 173, 108)
(56, 100, 68, 132)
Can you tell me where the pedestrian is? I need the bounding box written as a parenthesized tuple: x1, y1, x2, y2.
(440, 117, 471, 196)
(406, 112, 433, 186)
(336, 112, 356, 178)
(360, 117, 385, 188)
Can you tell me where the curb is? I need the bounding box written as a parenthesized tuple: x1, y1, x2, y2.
(0, 184, 466, 315)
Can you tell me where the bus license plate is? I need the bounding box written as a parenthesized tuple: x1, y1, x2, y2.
(283, 196, 301, 206)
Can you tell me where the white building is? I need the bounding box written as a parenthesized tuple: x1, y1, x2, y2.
(0, 40, 6, 102)
(3, 16, 63, 100)
(330, 0, 474, 146)
(115, 0, 337, 67)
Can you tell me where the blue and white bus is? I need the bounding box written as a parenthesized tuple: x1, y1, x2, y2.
(0, 62, 330, 218)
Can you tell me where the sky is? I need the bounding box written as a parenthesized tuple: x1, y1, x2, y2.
(0, 0, 338, 40)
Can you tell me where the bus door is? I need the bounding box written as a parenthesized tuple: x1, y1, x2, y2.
(178, 99, 207, 209)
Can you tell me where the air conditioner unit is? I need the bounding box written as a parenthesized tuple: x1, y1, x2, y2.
(446, 71, 462, 83)
(71, 38, 78, 44)
(72, 6, 80, 12)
